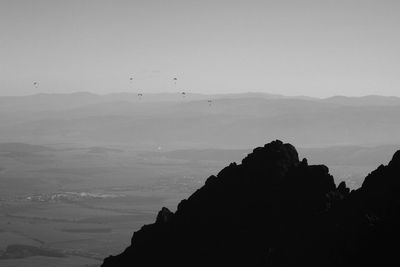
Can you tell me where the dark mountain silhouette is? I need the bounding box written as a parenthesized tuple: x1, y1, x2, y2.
(101, 140, 400, 267)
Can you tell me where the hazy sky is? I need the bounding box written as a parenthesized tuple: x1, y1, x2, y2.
(1, 0, 399, 97)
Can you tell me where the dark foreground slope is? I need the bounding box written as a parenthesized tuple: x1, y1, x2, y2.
(102, 140, 400, 267)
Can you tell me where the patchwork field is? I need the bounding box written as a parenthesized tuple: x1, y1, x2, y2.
(0, 143, 221, 267)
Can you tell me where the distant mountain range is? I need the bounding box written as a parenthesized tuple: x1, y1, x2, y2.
(101, 140, 400, 267)
(321, 95, 400, 106)
(1, 92, 400, 108)
(0, 92, 399, 148)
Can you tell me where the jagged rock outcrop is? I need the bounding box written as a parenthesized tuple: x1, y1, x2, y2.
(155, 207, 173, 224)
(102, 140, 400, 267)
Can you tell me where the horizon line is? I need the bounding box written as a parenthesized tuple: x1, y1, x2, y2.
(0, 91, 399, 100)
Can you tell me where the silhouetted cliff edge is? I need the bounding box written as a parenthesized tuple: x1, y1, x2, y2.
(102, 140, 400, 267)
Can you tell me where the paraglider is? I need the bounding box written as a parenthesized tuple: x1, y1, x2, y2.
(173, 77, 178, 85)
(33, 81, 39, 88)
(137, 93, 143, 98)
(181, 92, 186, 98)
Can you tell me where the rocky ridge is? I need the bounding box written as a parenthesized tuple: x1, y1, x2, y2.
(102, 140, 400, 267)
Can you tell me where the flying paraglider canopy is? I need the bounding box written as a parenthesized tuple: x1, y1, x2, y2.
(33, 82, 39, 88)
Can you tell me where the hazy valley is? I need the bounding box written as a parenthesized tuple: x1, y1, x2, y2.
(0, 93, 399, 266)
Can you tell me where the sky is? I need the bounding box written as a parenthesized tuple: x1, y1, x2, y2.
(0, 0, 399, 97)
